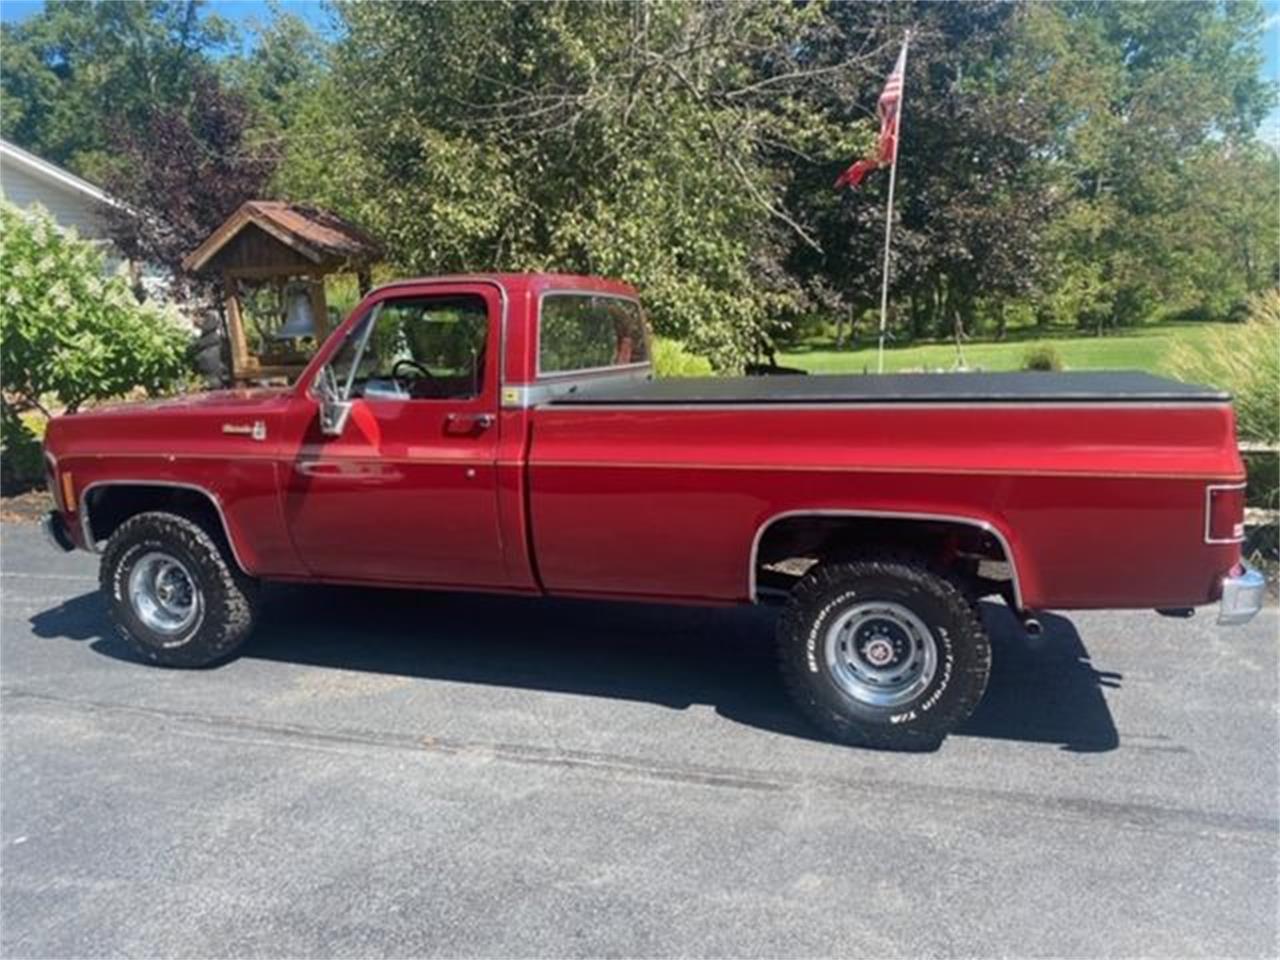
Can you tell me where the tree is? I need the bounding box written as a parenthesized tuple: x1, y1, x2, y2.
(102, 68, 275, 282)
(0, 0, 275, 293)
(1019, 0, 1277, 329)
(780, 2, 1057, 347)
(273, 0, 881, 369)
(0, 1, 234, 181)
(11, 0, 1269, 357)
(779, 0, 1276, 345)
(223, 3, 329, 142)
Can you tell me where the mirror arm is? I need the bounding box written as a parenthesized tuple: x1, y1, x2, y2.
(319, 399, 353, 437)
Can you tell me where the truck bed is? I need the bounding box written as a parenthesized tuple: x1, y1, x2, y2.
(548, 371, 1227, 406)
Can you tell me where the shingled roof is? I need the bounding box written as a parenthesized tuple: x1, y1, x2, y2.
(182, 201, 380, 273)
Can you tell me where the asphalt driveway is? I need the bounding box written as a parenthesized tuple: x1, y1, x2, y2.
(1, 520, 1276, 958)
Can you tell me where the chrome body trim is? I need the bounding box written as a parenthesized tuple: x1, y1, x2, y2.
(504, 365, 655, 409)
(1204, 482, 1248, 544)
(748, 508, 1024, 609)
(78, 480, 250, 574)
(538, 360, 653, 381)
(1218, 563, 1266, 626)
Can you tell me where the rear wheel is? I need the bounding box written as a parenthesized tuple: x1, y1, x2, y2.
(100, 511, 257, 667)
(777, 555, 990, 750)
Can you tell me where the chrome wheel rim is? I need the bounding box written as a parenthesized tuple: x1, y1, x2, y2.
(825, 601, 938, 707)
(127, 551, 201, 641)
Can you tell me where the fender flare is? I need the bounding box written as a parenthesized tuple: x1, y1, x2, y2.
(748, 508, 1025, 609)
(78, 480, 253, 576)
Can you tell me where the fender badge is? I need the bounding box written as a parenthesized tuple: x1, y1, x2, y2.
(223, 421, 267, 441)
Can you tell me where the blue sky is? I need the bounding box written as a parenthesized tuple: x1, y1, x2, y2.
(0, 0, 335, 39)
(1261, 0, 1280, 142)
(3, 0, 1280, 137)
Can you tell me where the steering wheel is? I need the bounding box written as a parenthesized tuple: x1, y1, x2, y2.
(391, 358, 440, 397)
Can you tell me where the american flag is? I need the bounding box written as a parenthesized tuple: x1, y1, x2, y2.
(835, 37, 909, 191)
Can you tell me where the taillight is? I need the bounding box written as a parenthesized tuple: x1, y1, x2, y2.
(1205, 484, 1246, 544)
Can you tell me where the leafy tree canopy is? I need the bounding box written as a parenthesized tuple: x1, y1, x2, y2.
(273, 0, 883, 368)
(103, 68, 275, 281)
(1, 0, 1274, 365)
(0, 200, 191, 416)
(0, 0, 234, 181)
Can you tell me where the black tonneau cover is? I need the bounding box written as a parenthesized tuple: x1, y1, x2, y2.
(549, 371, 1227, 406)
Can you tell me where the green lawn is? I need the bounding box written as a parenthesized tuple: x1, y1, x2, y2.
(777, 322, 1228, 375)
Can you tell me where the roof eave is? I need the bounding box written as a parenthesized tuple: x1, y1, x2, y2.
(181, 204, 327, 274)
(0, 139, 121, 210)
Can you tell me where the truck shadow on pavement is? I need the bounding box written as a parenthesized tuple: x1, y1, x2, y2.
(30, 586, 1121, 753)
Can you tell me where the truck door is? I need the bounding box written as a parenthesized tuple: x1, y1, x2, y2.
(281, 283, 510, 587)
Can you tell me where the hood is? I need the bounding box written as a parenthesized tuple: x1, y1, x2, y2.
(71, 387, 294, 418)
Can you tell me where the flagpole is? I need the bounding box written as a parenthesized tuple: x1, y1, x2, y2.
(876, 33, 909, 375)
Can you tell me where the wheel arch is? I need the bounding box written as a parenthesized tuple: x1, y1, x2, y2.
(749, 508, 1026, 609)
(79, 481, 252, 576)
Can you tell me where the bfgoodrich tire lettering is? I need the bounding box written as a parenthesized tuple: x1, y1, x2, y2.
(777, 555, 991, 750)
(100, 511, 257, 668)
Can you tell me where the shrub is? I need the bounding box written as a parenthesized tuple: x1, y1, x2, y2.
(0, 201, 192, 489)
(0, 404, 44, 495)
(1021, 343, 1063, 371)
(1165, 290, 1280, 509)
(651, 337, 714, 377)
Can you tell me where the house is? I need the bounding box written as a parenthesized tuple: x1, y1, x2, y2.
(0, 138, 119, 244)
(0, 138, 173, 301)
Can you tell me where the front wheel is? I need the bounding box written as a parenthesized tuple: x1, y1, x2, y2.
(100, 511, 257, 667)
(777, 556, 991, 750)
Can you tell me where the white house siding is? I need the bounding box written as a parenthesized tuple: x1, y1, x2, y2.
(0, 141, 187, 320)
(0, 160, 110, 239)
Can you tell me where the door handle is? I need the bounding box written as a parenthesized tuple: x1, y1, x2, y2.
(444, 413, 495, 433)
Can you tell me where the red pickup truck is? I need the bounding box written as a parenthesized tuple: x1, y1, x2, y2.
(42, 273, 1264, 749)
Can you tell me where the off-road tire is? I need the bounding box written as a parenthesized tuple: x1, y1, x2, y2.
(100, 511, 257, 668)
(777, 555, 990, 750)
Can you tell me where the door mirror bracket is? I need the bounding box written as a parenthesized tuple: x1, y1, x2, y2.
(319, 399, 353, 437)
(315, 363, 353, 437)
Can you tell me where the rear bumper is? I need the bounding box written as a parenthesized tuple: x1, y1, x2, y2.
(42, 511, 75, 553)
(1218, 563, 1266, 626)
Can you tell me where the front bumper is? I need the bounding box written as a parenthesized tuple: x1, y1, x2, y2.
(42, 510, 75, 553)
(1218, 563, 1266, 626)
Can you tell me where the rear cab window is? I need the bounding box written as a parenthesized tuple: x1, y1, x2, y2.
(538, 294, 650, 377)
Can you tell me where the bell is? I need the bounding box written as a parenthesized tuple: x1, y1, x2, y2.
(276, 286, 316, 339)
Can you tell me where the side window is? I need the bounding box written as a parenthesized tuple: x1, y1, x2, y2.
(539, 295, 650, 376)
(334, 294, 489, 401)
